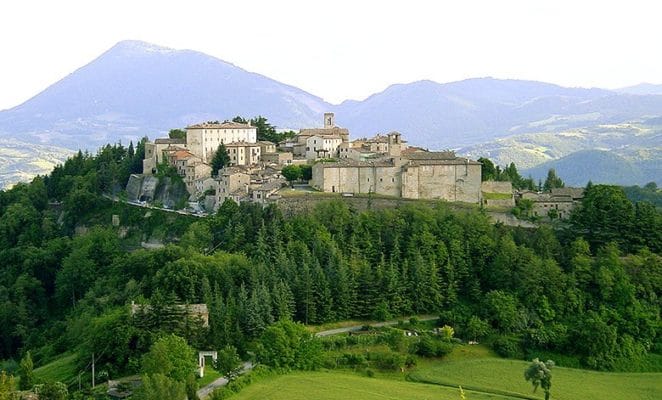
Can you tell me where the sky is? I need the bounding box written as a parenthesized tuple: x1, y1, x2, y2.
(1, 0, 661, 110)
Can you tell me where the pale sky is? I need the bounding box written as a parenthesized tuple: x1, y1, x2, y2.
(1, 0, 661, 110)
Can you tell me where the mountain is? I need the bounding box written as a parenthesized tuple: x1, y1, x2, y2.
(0, 40, 329, 149)
(616, 83, 662, 95)
(1, 40, 662, 188)
(336, 78, 662, 149)
(522, 150, 654, 187)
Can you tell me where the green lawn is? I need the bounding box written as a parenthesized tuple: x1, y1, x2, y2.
(33, 353, 79, 384)
(230, 371, 517, 400)
(409, 346, 662, 400)
(198, 362, 222, 387)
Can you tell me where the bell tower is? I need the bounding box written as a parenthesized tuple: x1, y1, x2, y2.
(324, 112, 335, 128)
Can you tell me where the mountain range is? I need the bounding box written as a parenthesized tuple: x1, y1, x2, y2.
(0, 40, 660, 188)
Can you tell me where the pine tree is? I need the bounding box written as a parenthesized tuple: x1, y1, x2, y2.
(211, 144, 230, 176)
(18, 351, 34, 390)
(543, 169, 565, 192)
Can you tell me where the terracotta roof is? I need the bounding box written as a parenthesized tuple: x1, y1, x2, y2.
(187, 122, 255, 130)
(171, 150, 197, 160)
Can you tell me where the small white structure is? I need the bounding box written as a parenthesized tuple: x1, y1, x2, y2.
(198, 351, 218, 378)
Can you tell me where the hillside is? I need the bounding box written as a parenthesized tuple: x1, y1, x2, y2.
(617, 83, 662, 95)
(0, 137, 73, 188)
(460, 122, 662, 185)
(522, 150, 652, 186)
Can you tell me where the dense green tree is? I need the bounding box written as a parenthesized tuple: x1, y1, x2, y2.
(300, 165, 313, 181)
(543, 169, 565, 192)
(18, 351, 33, 390)
(524, 358, 555, 400)
(478, 157, 497, 181)
(133, 374, 186, 400)
(256, 319, 321, 370)
(214, 345, 242, 381)
(465, 316, 490, 342)
(211, 144, 231, 176)
(281, 165, 302, 184)
(571, 185, 635, 251)
(141, 335, 197, 383)
(34, 381, 68, 400)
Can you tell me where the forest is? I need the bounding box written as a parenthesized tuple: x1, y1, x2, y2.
(0, 141, 660, 397)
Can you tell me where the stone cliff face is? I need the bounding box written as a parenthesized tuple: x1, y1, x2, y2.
(126, 174, 189, 208)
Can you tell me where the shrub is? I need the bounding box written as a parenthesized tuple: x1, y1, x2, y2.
(368, 351, 406, 371)
(413, 335, 454, 357)
(491, 335, 524, 359)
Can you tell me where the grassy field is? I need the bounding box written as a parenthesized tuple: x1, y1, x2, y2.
(33, 353, 79, 385)
(230, 371, 518, 400)
(198, 362, 222, 387)
(409, 345, 662, 400)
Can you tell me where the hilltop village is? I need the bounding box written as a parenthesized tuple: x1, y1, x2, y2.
(132, 113, 583, 218)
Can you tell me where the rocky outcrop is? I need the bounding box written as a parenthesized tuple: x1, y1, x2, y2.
(126, 174, 188, 208)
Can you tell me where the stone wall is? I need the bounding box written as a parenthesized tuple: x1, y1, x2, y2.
(481, 181, 513, 193)
(403, 163, 481, 203)
(314, 162, 481, 204)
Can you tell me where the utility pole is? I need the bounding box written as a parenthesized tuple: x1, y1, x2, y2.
(92, 352, 95, 388)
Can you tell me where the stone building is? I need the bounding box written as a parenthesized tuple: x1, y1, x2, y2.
(131, 301, 209, 327)
(258, 140, 277, 154)
(312, 132, 482, 203)
(261, 151, 293, 165)
(520, 187, 584, 219)
(142, 138, 187, 174)
(216, 168, 251, 206)
(185, 121, 257, 163)
(281, 113, 350, 159)
(481, 181, 515, 207)
(223, 141, 261, 166)
(305, 135, 343, 160)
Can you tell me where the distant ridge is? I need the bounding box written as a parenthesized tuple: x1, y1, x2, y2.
(523, 150, 652, 187)
(616, 83, 662, 96)
(0, 40, 661, 187)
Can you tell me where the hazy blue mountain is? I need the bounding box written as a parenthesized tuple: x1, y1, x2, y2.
(522, 150, 657, 187)
(616, 83, 662, 95)
(0, 40, 329, 149)
(1, 40, 662, 188)
(336, 78, 662, 148)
